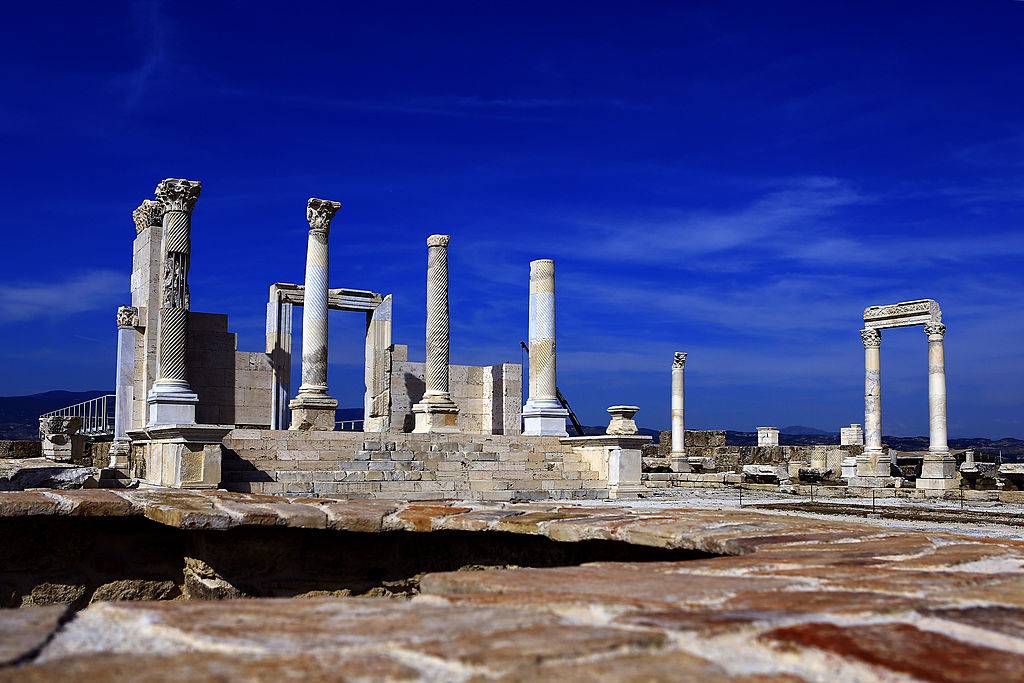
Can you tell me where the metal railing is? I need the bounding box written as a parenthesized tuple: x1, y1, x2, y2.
(337, 419, 364, 432)
(40, 395, 116, 437)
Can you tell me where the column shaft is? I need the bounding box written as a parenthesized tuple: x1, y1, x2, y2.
(412, 234, 459, 433)
(926, 323, 948, 453)
(289, 198, 341, 431)
(109, 306, 138, 467)
(523, 259, 567, 436)
(148, 178, 202, 426)
(862, 328, 883, 453)
(670, 353, 686, 454)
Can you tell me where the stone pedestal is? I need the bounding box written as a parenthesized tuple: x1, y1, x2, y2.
(606, 405, 639, 435)
(290, 198, 342, 431)
(523, 259, 568, 436)
(757, 427, 780, 447)
(562, 435, 649, 499)
(412, 235, 460, 433)
(128, 424, 230, 489)
(840, 424, 864, 446)
(39, 416, 84, 463)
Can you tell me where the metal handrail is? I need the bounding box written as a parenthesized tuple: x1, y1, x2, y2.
(40, 394, 116, 437)
(337, 419, 365, 432)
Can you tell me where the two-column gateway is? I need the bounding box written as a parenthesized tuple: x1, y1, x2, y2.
(412, 235, 460, 432)
(523, 259, 568, 436)
(289, 198, 342, 431)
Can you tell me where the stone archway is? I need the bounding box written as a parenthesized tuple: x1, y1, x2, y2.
(856, 299, 954, 490)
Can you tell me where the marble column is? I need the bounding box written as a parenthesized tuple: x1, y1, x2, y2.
(412, 235, 460, 433)
(522, 259, 568, 436)
(108, 306, 138, 467)
(670, 352, 689, 472)
(289, 198, 342, 431)
(147, 178, 202, 426)
(918, 322, 956, 488)
(856, 327, 889, 479)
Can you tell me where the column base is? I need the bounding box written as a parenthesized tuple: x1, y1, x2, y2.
(669, 453, 691, 473)
(147, 382, 198, 426)
(856, 449, 890, 478)
(916, 452, 958, 490)
(523, 399, 568, 437)
(107, 438, 131, 469)
(127, 424, 230, 489)
(412, 398, 459, 434)
(288, 394, 338, 431)
(840, 456, 858, 480)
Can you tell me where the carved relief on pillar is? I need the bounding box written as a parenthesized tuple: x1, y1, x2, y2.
(132, 199, 164, 235)
(860, 328, 882, 348)
(116, 306, 139, 329)
(673, 352, 687, 369)
(924, 322, 947, 340)
(162, 253, 190, 309)
(307, 198, 342, 234)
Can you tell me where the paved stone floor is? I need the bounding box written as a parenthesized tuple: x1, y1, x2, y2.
(2, 489, 1024, 681)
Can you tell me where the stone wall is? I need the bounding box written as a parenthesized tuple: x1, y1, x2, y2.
(186, 313, 274, 428)
(386, 344, 522, 435)
(221, 430, 604, 501)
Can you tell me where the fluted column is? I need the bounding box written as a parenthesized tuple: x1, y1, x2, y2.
(918, 322, 957, 488)
(669, 352, 689, 472)
(522, 259, 568, 436)
(109, 305, 138, 467)
(147, 178, 202, 426)
(412, 234, 460, 433)
(289, 198, 341, 431)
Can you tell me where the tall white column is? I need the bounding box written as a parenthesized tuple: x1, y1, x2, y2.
(918, 322, 957, 489)
(669, 352, 689, 472)
(108, 305, 138, 468)
(289, 198, 341, 431)
(412, 234, 460, 433)
(925, 322, 948, 454)
(856, 327, 889, 479)
(523, 259, 568, 436)
(148, 178, 202, 426)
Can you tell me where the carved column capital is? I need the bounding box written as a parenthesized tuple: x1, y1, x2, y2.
(132, 199, 164, 234)
(924, 322, 947, 340)
(673, 352, 687, 369)
(860, 328, 881, 348)
(116, 305, 139, 329)
(306, 198, 342, 235)
(427, 234, 450, 248)
(155, 178, 202, 213)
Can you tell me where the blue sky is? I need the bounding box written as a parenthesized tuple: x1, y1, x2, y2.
(1, 1, 1022, 437)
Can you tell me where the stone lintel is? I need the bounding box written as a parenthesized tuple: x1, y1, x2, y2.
(863, 298, 941, 330)
(270, 282, 385, 312)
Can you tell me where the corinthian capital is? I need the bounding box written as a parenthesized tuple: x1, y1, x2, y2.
(132, 199, 164, 234)
(427, 234, 450, 248)
(155, 178, 202, 213)
(860, 328, 881, 348)
(307, 198, 342, 234)
(673, 352, 687, 369)
(116, 305, 139, 329)
(924, 322, 946, 339)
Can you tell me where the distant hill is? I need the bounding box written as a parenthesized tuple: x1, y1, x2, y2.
(0, 390, 112, 440)
(780, 425, 832, 436)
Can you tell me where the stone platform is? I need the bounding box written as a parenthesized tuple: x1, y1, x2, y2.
(2, 490, 1024, 680)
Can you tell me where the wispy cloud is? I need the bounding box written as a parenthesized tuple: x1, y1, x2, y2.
(0, 270, 127, 323)
(115, 0, 168, 111)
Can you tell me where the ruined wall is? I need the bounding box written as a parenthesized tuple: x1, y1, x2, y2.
(186, 313, 273, 428)
(221, 430, 604, 501)
(386, 344, 522, 435)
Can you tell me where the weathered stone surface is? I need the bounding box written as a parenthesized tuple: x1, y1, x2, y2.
(0, 606, 68, 666)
